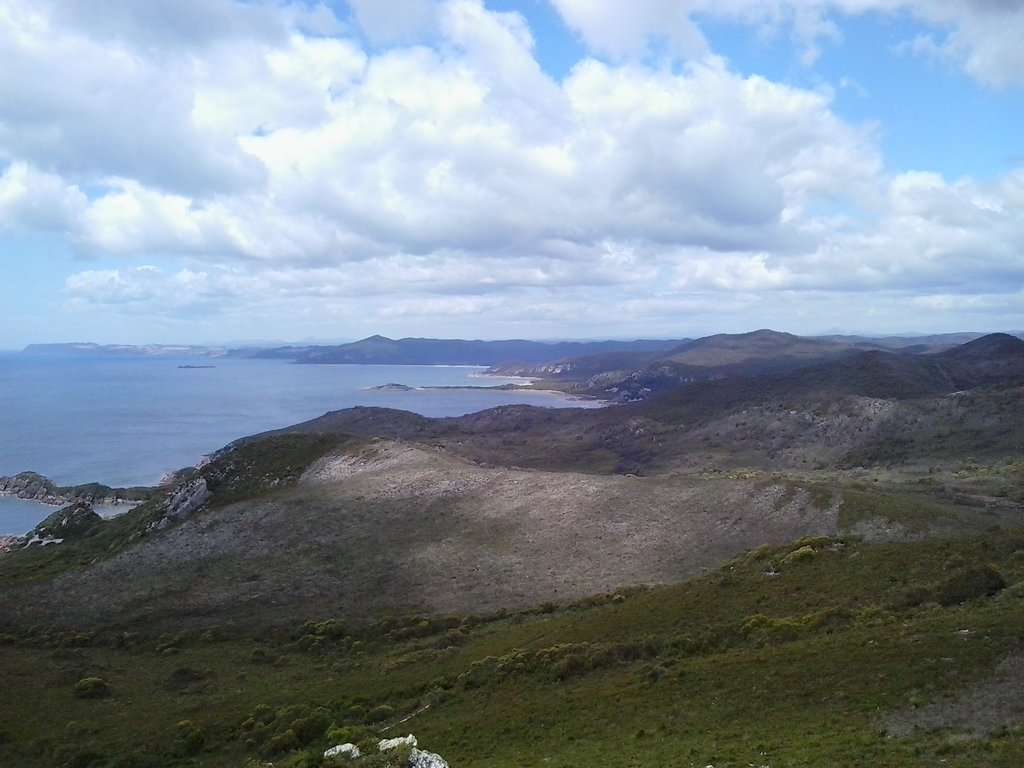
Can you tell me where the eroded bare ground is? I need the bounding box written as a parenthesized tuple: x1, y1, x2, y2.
(0, 441, 840, 631)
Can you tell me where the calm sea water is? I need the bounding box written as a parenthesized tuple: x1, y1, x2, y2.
(0, 353, 596, 534)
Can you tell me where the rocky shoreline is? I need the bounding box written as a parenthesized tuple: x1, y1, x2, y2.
(0, 471, 153, 507)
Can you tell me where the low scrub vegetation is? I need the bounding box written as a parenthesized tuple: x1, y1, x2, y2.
(3, 527, 1024, 767)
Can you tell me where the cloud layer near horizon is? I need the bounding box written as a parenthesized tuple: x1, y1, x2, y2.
(0, 0, 1022, 342)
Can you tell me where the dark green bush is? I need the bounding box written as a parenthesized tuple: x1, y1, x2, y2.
(934, 563, 1006, 605)
(290, 707, 331, 745)
(165, 666, 215, 693)
(249, 646, 278, 664)
(263, 728, 299, 755)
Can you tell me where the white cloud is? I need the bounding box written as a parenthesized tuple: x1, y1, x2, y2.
(0, 0, 268, 194)
(1, 0, 1021, 343)
(672, 252, 795, 291)
(40, 0, 285, 49)
(904, 0, 1024, 88)
(550, 0, 709, 60)
(549, 0, 1024, 87)
(46, 43, 879, 277)
(347, 0, 437, 44)
(0, 162, 86, 232)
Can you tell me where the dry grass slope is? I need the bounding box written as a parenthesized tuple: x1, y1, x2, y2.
(0, 440, 843, 630)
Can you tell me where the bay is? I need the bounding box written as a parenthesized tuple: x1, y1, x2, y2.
(0, 353, 598, 535)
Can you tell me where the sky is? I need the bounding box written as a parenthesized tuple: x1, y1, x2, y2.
(0, 0, 1022, 348)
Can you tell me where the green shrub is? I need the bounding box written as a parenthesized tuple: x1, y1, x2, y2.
(72, 677, 111, 699)
(550, 651, 589, 681)
(290, 707, 331, 745)
(441, 627, 469, 647)
(855, 605, 896, 625)
(174, 720, 204, 756)
(749, 543, 776, 561)
(324, 724, 375, 746)
(165, 666, 215, 693)
(781, 545, 816, 566)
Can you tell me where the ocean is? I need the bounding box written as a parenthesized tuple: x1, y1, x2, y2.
(0, 352, 597, 535)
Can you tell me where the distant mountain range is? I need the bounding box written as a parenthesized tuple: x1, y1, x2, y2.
(484, 329, 1024, 400)
(252, 331, 1024, 477)
(20, 336, 685, 365)
(231, 334, 688, 366)
(21, 342, 228, 357)
(22, 331, 1022, 371)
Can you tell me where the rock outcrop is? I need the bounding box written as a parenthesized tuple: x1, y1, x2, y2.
(323, 734, 449, 767)
(147, 478, 210, 531)
(378, 735, 417, 752)
(407, 748, 449, 768)
(22, 500, 102, 546)
(0, 472, 64, 504)
(324, 742, 360, 759)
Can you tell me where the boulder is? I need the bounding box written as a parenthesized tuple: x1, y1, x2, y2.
(408, 747, 450, 768)
(379, 734, 417, 752)
(324, 742, 361, 759)
(377, 735, 449, 767)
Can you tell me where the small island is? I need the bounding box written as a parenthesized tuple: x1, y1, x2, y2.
(366, 383, 417, 391)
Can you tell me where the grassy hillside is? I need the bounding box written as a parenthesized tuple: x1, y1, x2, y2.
(3, 529, 1024, 767)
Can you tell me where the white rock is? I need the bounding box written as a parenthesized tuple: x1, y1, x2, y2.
(409, 747, 450, 768)
(324, 742, 361, 759)
(379, 734, 418, 752)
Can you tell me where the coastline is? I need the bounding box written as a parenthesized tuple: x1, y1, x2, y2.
(0, 494, 139, 538)
(0, 471, 153, 508)
(362, 382, 605, 404)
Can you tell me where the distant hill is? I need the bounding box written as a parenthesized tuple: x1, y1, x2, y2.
(661, 329, 857, 367)
(234, 335, 686, 366)
(21, 342, 225, 357)
(261, 332, 1024, 476)
(818, 331, 998, 353)
(486, 329, 1024, 401)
